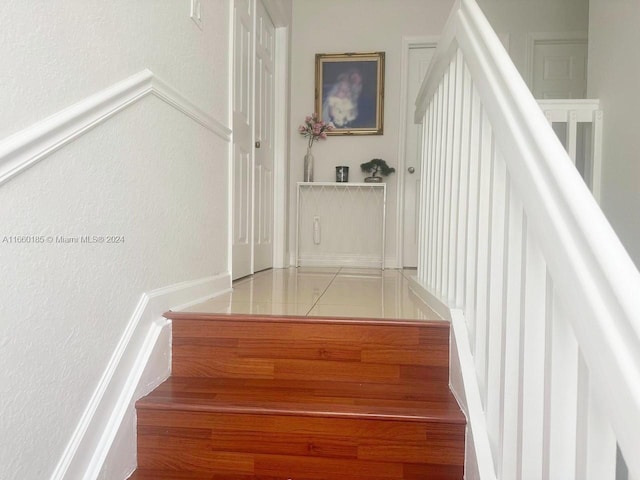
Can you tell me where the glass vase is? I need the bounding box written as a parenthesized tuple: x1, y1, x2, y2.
(304, 148, 314, 182)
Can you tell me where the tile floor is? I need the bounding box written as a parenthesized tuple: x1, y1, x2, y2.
(185, 267, 441, 320)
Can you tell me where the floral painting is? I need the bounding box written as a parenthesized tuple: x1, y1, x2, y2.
(315, 52, 385, 135)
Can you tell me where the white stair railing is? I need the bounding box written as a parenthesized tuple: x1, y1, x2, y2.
(412, 1, 640, 479)
(537, 99, 603, 202)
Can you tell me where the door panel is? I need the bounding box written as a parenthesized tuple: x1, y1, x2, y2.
(532, 40, 587, 99)
(403, 46, 436, 267)
(232, 0, 254, 279)
(253, 0, 275, 272)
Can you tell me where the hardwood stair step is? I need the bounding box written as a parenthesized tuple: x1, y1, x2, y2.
(131, 313, 465, 479)
(166, 313, 451, 387)
(136, 377, 465, 423)
(136, 408, 465, 479)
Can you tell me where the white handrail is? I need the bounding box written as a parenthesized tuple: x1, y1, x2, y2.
(413, 0, 640, 478)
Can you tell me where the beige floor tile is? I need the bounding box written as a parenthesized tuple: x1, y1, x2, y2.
(338, 268, 404, 278)
(229, 278, 332, 304)
(183, 297, 313, 316)
(307, 303, 387, 318)
(306, 302, 440, 320)
(318, 277, 395, 305)
(294, 266, 341, 274)
(185, 268, 441, 321)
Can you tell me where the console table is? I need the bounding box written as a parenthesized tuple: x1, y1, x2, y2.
(296, 182, 386, 268)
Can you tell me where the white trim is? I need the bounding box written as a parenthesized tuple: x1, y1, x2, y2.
(383, 256, 398, 270)
(151, 75, 231, 141)
(409, 277, 497, 480)
(0, 69, 231, 187)
(50, 273, 231, 480)
(450, 308, 499, 480)
(408, 275, 450, 321)
(297, 254, 383, 269)
(227, 4, 235, 278)
(396, 36, 439, 269)
(524, 31, 588, 91)
(262, 0, 291, 27)
(272, 25, 291, 269)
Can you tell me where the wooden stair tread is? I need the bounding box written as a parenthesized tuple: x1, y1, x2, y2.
(164, 311, 447, 327)
(129, 471, 283, 479)
(133, 313, 465, 478)
(137, 377, 465, 424)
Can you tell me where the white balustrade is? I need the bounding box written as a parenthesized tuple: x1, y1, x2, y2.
(537, 99, 603, 202)
(411, 1, 640, 479)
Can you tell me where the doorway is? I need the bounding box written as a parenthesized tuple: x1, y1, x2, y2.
(398, 40, 437, 268)
(232, 0, 277, 279)
(526, 33, 588, 99)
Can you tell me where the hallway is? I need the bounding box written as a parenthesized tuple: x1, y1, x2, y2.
(185, 267, 440, 320)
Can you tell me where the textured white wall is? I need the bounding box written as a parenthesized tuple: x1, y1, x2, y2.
(0, 1, 229, 140)
(0, 1, 230, 478)
(588, 0, 640, 268)
(288, 0, 455, 266)
(476, 0, 589, 81)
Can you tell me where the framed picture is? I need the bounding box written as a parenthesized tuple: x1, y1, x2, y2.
(315, 52, 385, 135)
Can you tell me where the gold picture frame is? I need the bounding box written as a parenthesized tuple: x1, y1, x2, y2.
(315, 52, 385, 135)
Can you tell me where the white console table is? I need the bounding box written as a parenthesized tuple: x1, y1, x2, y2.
(296, 182, 386, 268)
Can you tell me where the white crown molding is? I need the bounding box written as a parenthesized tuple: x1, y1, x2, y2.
(50, 272, 232, 480)
(0, 69, 232, 187)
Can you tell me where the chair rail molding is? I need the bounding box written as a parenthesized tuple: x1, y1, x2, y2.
(0, 69, 232, 187)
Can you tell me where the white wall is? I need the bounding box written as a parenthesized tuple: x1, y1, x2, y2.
(0, 1, 230, 478)
(476, 0, 589, 82)
(288, 0, 455, 267)
(587, 0, 640, 268)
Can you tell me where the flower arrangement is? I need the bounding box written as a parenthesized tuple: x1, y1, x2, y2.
(298, 113, 334, 151)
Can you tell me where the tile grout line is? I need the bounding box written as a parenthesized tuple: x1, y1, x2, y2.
(304, 267, 342, 316)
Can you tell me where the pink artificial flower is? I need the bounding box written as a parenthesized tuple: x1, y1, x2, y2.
(298, 113, 331, 149)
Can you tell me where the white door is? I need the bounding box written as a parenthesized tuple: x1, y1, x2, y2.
(232, 0, 254, 280)
(253, 1, 275, 272)
(532, 40, 588, 99)
(403, 46, 436, 267)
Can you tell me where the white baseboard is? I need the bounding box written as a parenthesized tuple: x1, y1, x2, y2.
(50, 272, 231, 480)
(407, 275, 451, 321)
(407, 276, 497, 480)
(384, 256, 399, 269)
(297, 253, 384, 269)
(449, 309, 498, 480)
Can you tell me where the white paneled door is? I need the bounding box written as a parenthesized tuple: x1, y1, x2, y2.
(403, 46, 436, 267)
(232, 0, 254, 280)
(232, 0, 275, 280)
(253, 1, 275, 273)
(532, 39, 588, 99)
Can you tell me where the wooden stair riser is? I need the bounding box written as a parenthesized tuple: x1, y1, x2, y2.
(172, 319, 450, 386)
(136, 409, 464, 479)
(133, 314, 465, 480)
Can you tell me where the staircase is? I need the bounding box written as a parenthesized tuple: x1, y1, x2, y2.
(129, 312, 465, 479)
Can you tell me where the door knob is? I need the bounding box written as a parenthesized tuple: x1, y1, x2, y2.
(408, 167, 415, 174)
(255, 140, 261, 149)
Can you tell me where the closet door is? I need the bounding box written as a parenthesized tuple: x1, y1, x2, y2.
(232, 0, 254, 280)
(232, 0, 276, 279)
(253, 0, 275, 272)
